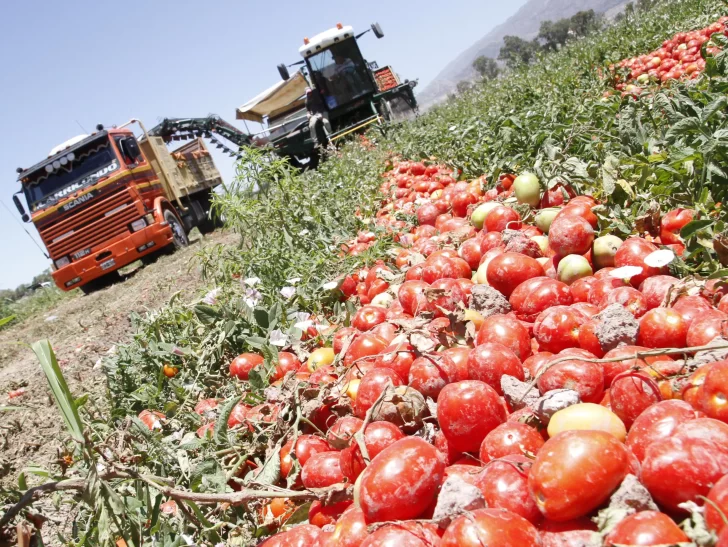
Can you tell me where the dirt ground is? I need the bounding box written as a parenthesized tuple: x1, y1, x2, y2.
(0, 229, 237, 494)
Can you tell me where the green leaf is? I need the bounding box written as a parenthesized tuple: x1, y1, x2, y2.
(194, 304, 220, 326)
(680, 219, 714, 240)
(284, 501, 312, 526)
(0, 315, 16, 328)
(255, 444, 282, 486)
(708, 269, 728, 279)
(191, 459, 226, 493)
(602, 155, 619, 196)
(0, 405, 22, 412)
(213, 395, 242, 446)
(665, 118, 701, 140)
(31, 340, 84, 444)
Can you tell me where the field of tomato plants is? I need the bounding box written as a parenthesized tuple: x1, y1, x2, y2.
(3, 0, 728, 545)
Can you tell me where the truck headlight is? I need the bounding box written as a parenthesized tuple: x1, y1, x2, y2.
(130, 218, 147, 232)
(65, 277, 81, 288)
(55, 256, 70, 268)
(144, 213, 155, 225)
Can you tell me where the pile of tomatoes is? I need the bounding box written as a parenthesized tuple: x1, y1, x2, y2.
(141, 158, 728, 546)
(611, 16, 726, 94)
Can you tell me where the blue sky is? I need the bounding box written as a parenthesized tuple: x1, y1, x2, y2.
(0, 0, 527, 290)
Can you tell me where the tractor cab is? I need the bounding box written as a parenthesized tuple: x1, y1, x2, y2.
(298, 24, 379, 113)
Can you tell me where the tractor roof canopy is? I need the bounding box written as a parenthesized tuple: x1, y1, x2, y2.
(236, 72, 308, 123)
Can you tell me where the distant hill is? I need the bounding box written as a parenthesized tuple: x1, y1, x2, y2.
(418, 0, 628, 106)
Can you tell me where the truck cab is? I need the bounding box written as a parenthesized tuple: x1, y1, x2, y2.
(15, 120, 223, 292)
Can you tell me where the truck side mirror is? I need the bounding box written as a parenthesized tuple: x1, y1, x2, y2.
(371, 22, 384, 39)
(278, 63, 290, 81)
(121, 137, 142, 163)
(12, 194, 29, 223)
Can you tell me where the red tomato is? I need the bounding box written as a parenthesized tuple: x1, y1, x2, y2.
(408, 353, 464, 400)
(637, 308, 687, 348)
(485, 206, 522, 232)
(700, 360, 728, 422)
(661, 208, 695, 244)
(352, 305, 388, 332)
(259, 524, 322, 546)
(587, 277, 630, 307)
(301, 451, 344, 489)
(641, 419, 728, 512)
(398, 281, 434, 316)
(272, 352, 301, 381)
(479, 421, 545, 461)
(374, 341, 416, 383)
(603, 286, 648, 318)
(355, 367, 403, 418)
(340, 421, 405, 483)
(626, 399, 699, 462)
(280, 434, 332, 478)
(570, 276, 597, 303)
(557, 202, 599, 229)
(528, 430, 630, 521)
(467, 342, 525, 394)
(479, 231, 504, 253)
(605, 511, 689, 545)
(326, 416, 364, 449)
(437, 380, 507, 453)
(672, 294, 715, 327)
(326, 505, 368, 547)
(229, 353, 264, 380)
(357, 437, 445, 522)
(308, 500, 352, 528)
(533, 305, 588, 354)
(334, 327, 358, 355)
(548, 215, 595, 256)
(344, 333, 389, 367)
(474, 455, 542, 524)
(688, 315, 728, 347)
(706, 474, 728, 535)
(476, 314, 532, 360)
(487, 253, 545, 298)
(416, 202, 440, 226)
(510, 277, 573, 322)
(458, 237, 483, 271)
(452, 191, 479, 217)
(360, 521, 441, 547)
(614, 237, 666, 287)
(639, 275, 680, 309)
(442, 508, 541, 546)
(610, 371, 662, 429)
(537, 352, 604, 403)
(430, 278, 467, 318)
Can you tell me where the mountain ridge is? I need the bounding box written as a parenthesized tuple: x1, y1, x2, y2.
(419, 0, 628, 106)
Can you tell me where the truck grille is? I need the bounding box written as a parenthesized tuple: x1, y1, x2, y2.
(39, 186, 138, 260)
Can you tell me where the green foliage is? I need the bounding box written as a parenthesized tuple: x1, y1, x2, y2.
(472, 55, 500, 79)
(499, 35, 541, 67)
(539, 10, 602, 51)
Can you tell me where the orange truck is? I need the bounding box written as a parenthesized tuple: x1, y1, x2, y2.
(12, 118, 242, 293)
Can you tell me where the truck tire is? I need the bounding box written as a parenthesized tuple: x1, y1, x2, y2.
(165, 209, 189, 249)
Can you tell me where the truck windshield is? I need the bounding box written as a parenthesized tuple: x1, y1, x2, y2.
(307, 40, 375, 110)
(24, 139, 120, 211)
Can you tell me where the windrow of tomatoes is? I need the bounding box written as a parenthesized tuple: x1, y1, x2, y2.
(610, 16, 726, 94)
(140, 159, 728, 546)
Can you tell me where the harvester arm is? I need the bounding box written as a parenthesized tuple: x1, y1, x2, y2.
(148, 116, 252, 155)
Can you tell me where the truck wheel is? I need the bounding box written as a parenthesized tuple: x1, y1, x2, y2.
(165, 209, 189, 249)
